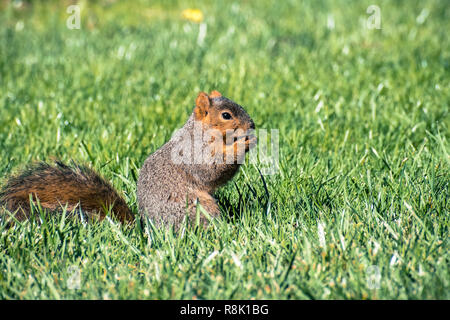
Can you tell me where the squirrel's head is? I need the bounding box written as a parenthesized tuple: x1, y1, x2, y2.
(192, 90, 256, 163)
(194, 91, 255, 133)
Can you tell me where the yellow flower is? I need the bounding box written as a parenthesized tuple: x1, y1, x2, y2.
(182, 9, 204, 23)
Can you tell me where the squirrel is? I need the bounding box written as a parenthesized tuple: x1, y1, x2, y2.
(0, 91, 256, 229)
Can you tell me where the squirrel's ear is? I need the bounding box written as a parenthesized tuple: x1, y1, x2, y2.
(209, 90, 222, 98)
(194, 92, 211, 120)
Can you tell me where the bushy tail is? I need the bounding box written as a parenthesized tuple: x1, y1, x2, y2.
(0, 161, 134, 223)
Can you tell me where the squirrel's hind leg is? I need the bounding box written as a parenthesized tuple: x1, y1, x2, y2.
(142, 190, 221, 230)
(188, 190, 221, 226)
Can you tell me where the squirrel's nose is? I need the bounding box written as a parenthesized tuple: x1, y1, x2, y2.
(249, 120, 255, 130)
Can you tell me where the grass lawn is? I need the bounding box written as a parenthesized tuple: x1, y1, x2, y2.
(0, 0, 448, 299)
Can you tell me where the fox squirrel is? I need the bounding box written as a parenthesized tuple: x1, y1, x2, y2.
(0, 91, 256, 229)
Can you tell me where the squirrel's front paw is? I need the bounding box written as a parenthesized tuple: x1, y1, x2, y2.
(222, 133, 256, 160)
(244, 133, 257, 151)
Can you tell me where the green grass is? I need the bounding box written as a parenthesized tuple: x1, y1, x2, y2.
(0, 0, 449, 299)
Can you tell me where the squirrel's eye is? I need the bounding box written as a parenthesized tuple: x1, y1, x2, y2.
(222, 112, 232, 120)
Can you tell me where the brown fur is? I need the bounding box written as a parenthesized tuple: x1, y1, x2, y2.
(209, 90, 222, 98)
(0, 161, 133, 223)
(195, 91, 255, 137)
(194, 91, 256, 162)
